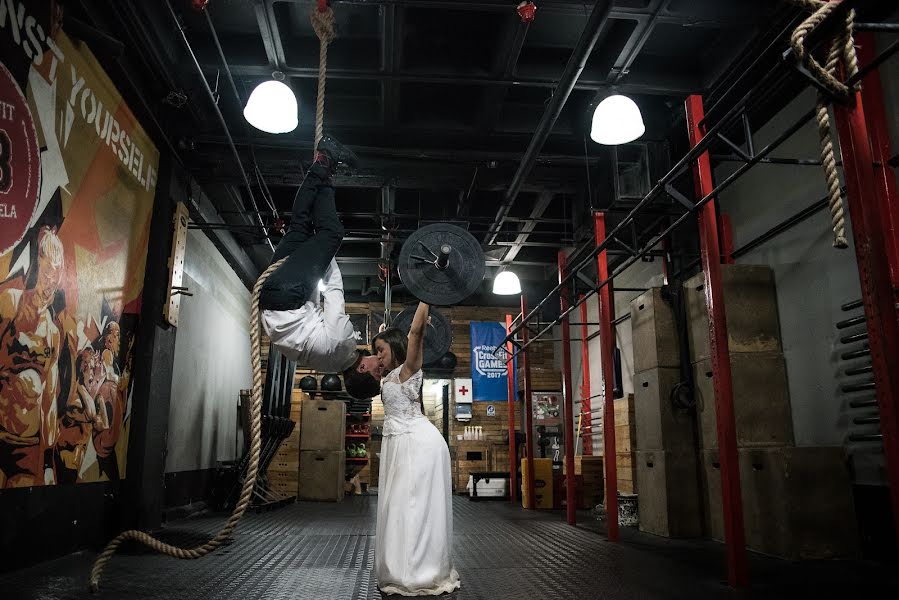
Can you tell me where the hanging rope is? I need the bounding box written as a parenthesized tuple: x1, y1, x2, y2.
(789, 0, 859, 249)
(310, 3, 336, 153)
(88, 256, 287, 592)
(89, 2, 340, 593)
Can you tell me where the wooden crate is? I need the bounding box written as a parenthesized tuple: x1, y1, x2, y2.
(613, 394, 637, 494)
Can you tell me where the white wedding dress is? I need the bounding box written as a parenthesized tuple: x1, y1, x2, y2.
(375, 367, 461, 596)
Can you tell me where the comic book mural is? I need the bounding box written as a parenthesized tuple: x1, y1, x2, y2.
(0, 3, 158, 488)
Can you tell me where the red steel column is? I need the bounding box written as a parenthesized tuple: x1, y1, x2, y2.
(558, 251, 577, 525)
(720, 213, 735, 264)
(520, 296, 537, 510)
(593, 213, 619, 542)
(505, 314, 519, 505)
(579, 296, 593, 456)
(832, 43, 899, 541)
(857, 32, 899, 290)
(685, 94, 747, 587)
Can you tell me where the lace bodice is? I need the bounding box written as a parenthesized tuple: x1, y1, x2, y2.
(381, 366, 426, 436)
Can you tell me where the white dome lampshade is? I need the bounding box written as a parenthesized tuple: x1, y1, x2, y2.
(590, 94, 645, 145)
(243, 80, 298, 134)
(493, 270, 522, 295)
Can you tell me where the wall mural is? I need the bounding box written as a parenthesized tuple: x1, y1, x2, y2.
(0, 3, 158, 488)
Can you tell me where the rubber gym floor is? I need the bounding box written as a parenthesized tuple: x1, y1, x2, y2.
(2, 495, 896, 600)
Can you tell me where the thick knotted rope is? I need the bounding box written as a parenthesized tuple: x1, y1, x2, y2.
(311, 5, 336, 152)
(89, 4, 340, 595)
(88, 256, 287, 592)
(789, 0, 859, 248)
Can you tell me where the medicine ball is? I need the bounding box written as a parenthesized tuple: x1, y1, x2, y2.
(438, 352, 457, 370)
(299, 375, 318, 391)
(321, 374, 342, 392)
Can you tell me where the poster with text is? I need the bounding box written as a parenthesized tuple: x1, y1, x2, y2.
(1, 4, 157, 488)
(469, 321, 517, 402)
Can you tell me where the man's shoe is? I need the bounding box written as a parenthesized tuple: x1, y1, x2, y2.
(317, 134, 359, 171)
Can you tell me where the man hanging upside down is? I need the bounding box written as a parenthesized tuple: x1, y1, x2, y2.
(259, 135, 382, 399)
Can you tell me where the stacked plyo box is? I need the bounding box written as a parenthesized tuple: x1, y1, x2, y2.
(299, 398, 346, 502)
(685, 265, 858, 559)
(266, 391, 305, 498)
(631, 288, 703, 538)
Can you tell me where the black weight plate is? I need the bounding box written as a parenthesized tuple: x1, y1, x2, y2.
(390, 307, 452, 366)
(397, 223, 485, 306)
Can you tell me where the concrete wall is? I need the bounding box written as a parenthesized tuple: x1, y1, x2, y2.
(712, 48, 899, 484)
(165, 229, 253, 473)
(715, 87, 864, 451)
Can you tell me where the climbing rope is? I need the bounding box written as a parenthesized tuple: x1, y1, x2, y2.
(89, 3, 340, 593)
(88, 257, 286, 592)
(310, 3, 336, 152)
(789, 0, 859, 249)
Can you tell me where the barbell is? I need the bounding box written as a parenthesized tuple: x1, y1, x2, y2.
(397, 223, 486, 306)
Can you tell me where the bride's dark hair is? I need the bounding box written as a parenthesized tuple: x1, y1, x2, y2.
(372, 327, 424, 414)
(372, 327, 407, 368)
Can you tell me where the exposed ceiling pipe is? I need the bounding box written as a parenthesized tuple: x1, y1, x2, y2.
(484, 0, 614, 246)
(163, 0, 275, 253)
(380, 185, 396, 260)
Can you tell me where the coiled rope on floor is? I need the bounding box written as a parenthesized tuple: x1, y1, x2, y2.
(88, 3, 339, 594)
(789, 0, 859, 249)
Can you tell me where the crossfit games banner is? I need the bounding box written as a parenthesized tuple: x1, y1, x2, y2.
(469, 321, 517, 402)
(0, 4, 157, 488)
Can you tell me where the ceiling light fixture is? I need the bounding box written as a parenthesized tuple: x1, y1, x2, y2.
(492, 270, 522, 295)
(590, 94, 645, 145)
(243, 72, 298, 134)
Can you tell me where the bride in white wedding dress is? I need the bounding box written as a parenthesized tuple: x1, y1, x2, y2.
(371, 302, 461, 596)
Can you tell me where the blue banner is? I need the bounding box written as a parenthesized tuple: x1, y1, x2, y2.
(470, 321, 518, 401)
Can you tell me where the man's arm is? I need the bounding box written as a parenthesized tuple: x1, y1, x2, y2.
(321, 259, 353, 340)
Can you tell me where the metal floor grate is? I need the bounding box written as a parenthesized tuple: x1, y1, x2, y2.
(2, 495, 897, 600)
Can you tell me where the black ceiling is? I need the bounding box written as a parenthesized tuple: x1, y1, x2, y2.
(75, 0, 811, 301)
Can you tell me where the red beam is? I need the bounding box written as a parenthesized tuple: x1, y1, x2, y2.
(720, 213, 735, 264)
(832, 41, 899, 542)
(857, 32, 899, 290)
(685, 94, 748, 587)
(520, 295, 537, 510)
(579, 296, 593, 456)
(506, 314, 519, 505)
(558, 251, 577, 525)
(593, 213, 619, 542)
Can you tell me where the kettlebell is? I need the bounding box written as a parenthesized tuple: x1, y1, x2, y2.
(357, 443, 367, 458)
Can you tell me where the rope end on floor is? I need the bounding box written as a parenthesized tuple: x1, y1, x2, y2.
(833, 236, 849, 249)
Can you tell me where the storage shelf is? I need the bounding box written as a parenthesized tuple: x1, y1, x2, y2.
(346, 457, 369, 462)
(345, 434, 370, 439)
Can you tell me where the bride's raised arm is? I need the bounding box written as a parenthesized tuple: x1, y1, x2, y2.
(400, 302, 429, 382)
